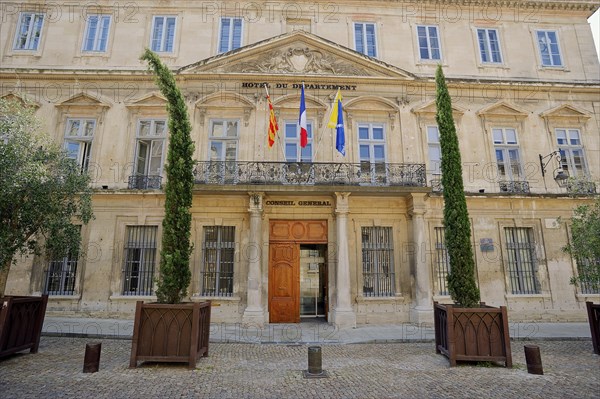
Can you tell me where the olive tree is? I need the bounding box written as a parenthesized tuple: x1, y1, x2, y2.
(0, 98, 93, 298)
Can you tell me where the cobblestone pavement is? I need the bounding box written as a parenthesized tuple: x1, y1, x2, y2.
(1, 338, 599, 399)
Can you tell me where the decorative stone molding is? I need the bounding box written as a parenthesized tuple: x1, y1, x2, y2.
(226, 46, 370, 76)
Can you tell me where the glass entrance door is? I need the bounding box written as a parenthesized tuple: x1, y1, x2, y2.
(299, 244, 327, 318)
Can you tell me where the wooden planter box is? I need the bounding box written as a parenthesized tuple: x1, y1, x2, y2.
(129, 301, 211, 369)
(0, 295, 48, 359)
(434, 301, 512, 367)
(586, 301, 600, 355)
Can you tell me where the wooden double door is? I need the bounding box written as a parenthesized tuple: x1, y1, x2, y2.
(268, 220, 328, 323)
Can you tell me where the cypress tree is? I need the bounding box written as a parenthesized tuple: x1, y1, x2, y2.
(141, 49, 194, 304)
(435, 65, 481, 308)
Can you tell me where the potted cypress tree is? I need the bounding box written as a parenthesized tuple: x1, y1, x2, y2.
(562, 198, 600, 354)
(432, 65, 512, 367)
(129, 50, 210, 369)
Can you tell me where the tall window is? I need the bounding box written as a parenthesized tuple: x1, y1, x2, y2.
(362, 227, 395, 297)
(13, 12, 44, 50)
(536, 30, 562, 67)
(477, 28, 502, 63)
(556, 128, 587, 177)
(426, 126, 441, 175)
(354, 22, 377, 57)
(150, 16, 176, 53)
(284, 121, 313, 162)
(122, 226, 158, 295)
(207, 119, 239, 183)
(44, 227, 81, 296)
(219, 17, 242, 53)
(493, 128, 523, 181)
(82, 15, 111, 52)
(209, 119, 239, 161)
(200, 226, 235, 297)
(65, 118, 95, 173)
(575, 258, 600, 295)
(135, 119, 166, 177)
(504, 227, 539, 295)
(417, 25, 441, 60)
(358, 123, 386, 183)
(434, 227, 450, 296)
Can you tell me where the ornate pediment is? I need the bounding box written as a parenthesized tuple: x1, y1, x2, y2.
(412, 100, 465, 117)
(540, 104, 591, 120)
(0, 92, 40, 108)
(57, 92, 111, 108)
(125, 92, 167, 109)
(179, 31, 414, 79)
(477, 101, 529, 120)
(225, 44, 369, 76)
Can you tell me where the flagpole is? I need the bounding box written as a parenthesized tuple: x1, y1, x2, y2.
(264, 84, 286, 161)
(313, 89, 337, 160)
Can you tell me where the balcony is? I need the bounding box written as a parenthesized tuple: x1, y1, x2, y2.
(499, 180, 531, 194)
(128, 175, 162, 190)
(193, 161, 426, 187)
(566, 179, 597, 195)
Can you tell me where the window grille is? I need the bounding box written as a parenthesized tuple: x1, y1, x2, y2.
(44, 254, 78, 295)
(504, 227, 540, 294)
(200, 226, 235, 297)
(576, 258, 600, 295)
(434, 227, 451, 296)
(362, 226, 395, 297)
(122, 226, 157, 295)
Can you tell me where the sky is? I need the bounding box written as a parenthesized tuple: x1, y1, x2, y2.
(590, 9, 600, 60)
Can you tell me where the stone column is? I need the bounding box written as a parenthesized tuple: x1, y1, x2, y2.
(242, 192, 265, 327)
(409, 193, 433, 325)
(331, 192, 356, 328)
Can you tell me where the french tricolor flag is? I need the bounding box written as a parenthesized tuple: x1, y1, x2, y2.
(299, 83, 308, 148)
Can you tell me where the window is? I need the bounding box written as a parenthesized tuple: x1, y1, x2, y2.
(13, 12, 44, 50)
(122, 226, 158, 295)
(358, 123, 386, 183)
(477, 28, 502, 63)
(417, 25, 441, 60)
(354, 22, 377, 57)
(44, 227, 81, 296)
(575, 257, 600, 295)
(434, 227, 450, 296)
(65, 118, 95, 173)
(150, 16, 176, 53)
(284, 121, 313, 162)
(200, 226, 235, 297)
(131, 119, 166, 189)
(493, 128, 523, 181)
(219, 17, 242, 53)
(426, 126, 441, 175)
(536, 30, 562, 67)
(362, 227, 395, 297)
(556, 129, 587, 177)
(82, 15, 111, 52)
(504, 227, 539, 294)
(207, 119, 239, 183)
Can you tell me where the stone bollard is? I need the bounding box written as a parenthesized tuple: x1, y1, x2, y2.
(303, 346, 328, 378)
(524, 344, 543, 375)
(83, 343, 102, 373)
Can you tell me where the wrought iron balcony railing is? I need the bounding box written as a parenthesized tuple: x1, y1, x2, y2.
(128, 175, 162, 190)
(566, 179, 597, 195)
(499, 180, 531, 194)
(193, 161, 426, 187)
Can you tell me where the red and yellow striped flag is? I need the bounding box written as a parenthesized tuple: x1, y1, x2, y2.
(267, 93, 278, 148)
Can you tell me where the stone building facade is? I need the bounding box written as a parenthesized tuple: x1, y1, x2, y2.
(1, 0, 599, 327)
